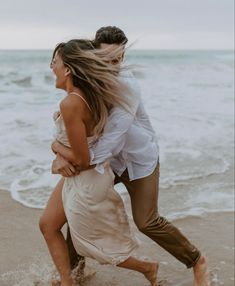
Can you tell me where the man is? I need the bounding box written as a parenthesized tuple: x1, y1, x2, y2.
(53, 26, 210, 285)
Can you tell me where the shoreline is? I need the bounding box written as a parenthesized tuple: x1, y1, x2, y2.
(0, 189, 234, 285)
(6, 185, 234, 221)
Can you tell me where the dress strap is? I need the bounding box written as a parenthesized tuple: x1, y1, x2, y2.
(69, 92, 92, 112)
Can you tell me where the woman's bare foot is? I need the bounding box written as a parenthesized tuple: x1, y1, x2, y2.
(143, 262, 159, 286)
(193, 255, 211, 286)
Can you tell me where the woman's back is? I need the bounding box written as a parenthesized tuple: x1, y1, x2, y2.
(54, 91, 96, 147)
(67, 91, 96, 138)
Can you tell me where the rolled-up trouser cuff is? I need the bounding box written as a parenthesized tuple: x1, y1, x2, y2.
(186, 251, 201, 268)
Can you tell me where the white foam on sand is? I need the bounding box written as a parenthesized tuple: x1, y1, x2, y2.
(0, 255, 57, 286)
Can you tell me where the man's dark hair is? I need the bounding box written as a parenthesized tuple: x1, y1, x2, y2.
(94, 26, 128, 47)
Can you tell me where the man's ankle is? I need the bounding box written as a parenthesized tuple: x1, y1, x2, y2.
(193, 255, 207, 271)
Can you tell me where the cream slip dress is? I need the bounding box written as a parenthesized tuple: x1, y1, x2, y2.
(53, 93, 138, 265)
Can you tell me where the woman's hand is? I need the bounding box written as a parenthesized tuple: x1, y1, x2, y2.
(51, 140, 61, 154)
(51, 153, 78, 177)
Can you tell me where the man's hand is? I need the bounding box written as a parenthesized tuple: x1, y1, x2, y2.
(51, 154, 78, 177)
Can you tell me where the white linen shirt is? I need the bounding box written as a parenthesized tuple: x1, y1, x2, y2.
(90, 71, 159, 181)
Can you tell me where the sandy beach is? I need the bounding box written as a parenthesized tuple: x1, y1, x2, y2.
(0, 189, 234, 286)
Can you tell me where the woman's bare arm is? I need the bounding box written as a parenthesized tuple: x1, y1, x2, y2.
(56, 94, 90, 169)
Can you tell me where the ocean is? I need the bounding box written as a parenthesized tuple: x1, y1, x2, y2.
(0, 49, 234, 220)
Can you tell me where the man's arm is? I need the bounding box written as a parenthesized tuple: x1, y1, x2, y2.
(90, 100, 139, 165)
(52, 102, 139, 176)
(90, 73, 141, 165)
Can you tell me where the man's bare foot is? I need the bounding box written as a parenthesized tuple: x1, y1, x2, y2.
(51, 279, 61, 286)
(60, 283, 73, 286)
(193, 255, 210, 286)
(84, 266, 96, 280)
(71, 259, 85, 285)
(143, 262, 159, 286)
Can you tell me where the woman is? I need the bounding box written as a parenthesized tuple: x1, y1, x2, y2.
(39, 39, 158, 286)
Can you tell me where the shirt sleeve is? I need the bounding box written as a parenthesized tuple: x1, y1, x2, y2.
(90, 97, 140, 165)
(90, 71, 141, 165)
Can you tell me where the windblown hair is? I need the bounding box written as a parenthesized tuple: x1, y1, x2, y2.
(52, 39, 132, 138)
(94, 26, 128, 48)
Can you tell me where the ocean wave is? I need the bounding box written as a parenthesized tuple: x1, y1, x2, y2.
(168, 207, 234, 221)
(44, 75, 54, 84)
(10, 164, 59, 209)
(12, 76, 32, 87)
(152, 175, 234, 221)
(7, 154, 232, 210)
(14, 119, 35, 128)
(159, 153, 231, 189)
(189, 82, 233, 88)
(0, 49, 233, 219)
(160, 166, 230, 189)
(127, 50, 234, 62)
(8, 71, 19, 76)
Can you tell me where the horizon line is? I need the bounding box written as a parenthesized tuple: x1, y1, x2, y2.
(0, 48, 234, 52)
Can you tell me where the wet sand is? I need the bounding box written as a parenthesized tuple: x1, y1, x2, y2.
(0, 189, 234, 286)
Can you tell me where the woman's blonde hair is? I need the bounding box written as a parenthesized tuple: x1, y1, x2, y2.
(52, 39, 132, 138)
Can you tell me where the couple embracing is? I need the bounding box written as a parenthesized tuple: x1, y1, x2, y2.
(39, 26, 210, 286)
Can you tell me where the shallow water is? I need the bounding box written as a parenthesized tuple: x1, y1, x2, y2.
(0, 49, 234, 219)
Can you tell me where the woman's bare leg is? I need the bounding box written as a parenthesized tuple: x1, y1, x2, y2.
(39, 178, 73, 286)
(118, 257, 158, 286)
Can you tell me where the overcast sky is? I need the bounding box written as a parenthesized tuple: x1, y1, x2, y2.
(0, 0, 234, 50)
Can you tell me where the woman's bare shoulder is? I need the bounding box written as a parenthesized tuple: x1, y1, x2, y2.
(60, 94, 85, 116)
